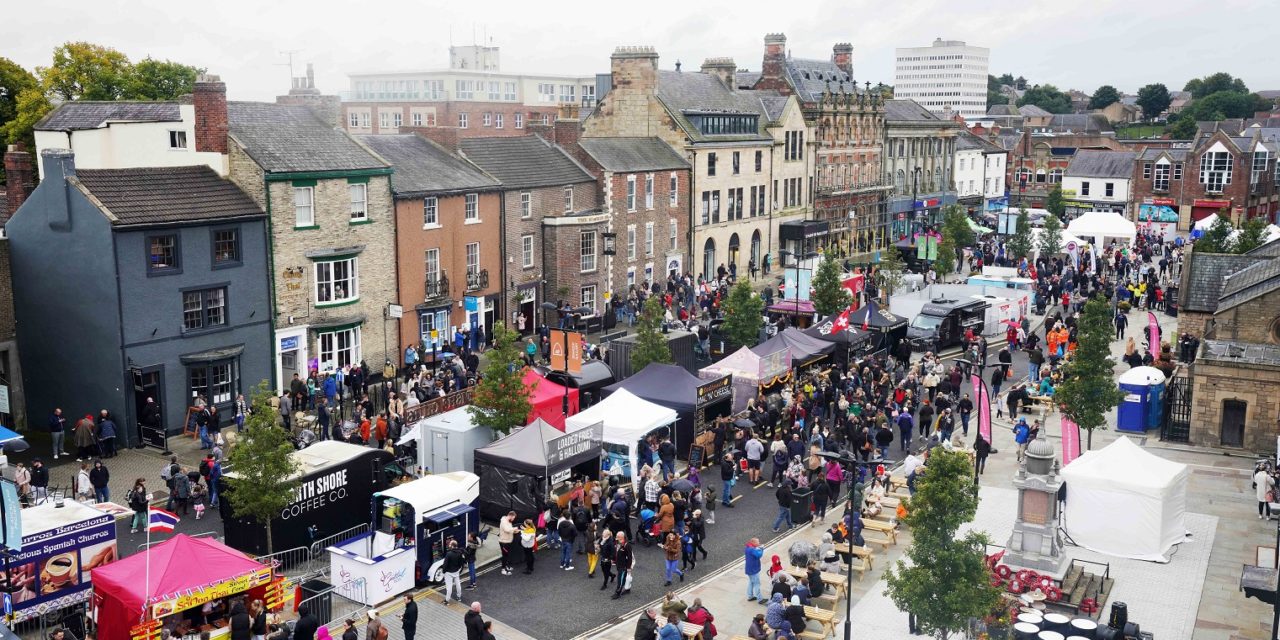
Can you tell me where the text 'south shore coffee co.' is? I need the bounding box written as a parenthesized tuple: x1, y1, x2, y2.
(0, 500, 117, 624)
(219, 441, 398, 555)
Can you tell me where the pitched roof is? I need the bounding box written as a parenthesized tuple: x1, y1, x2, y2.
(1065, 150, 1137, 178)
(36, 101, 181, 132)
(654, 71, 771, 144)
(1200, 339, 1280, 367)
(74, 166, 264, 227)
(781, 57, 858, 103)
(357, 135, 498, 196)
(1019, 104, 1052, 117)
(884, 99, 942, 123)
(1217, 257, 1280, 312)
(577, 137, 690, 173)
(459, 135, 593, 190)
(1246, 238, 1280, 258)
(746, 91, 790, 122)
(228, 102, 387, 173)
(1137, 148, 1189, 162)
(1181, 252, 1267, 312)
(955, 131, 1004, 153)
(735, 71, 761, 89)
(1047, 113, 1110, 133)
(987, 104, 1020, 117)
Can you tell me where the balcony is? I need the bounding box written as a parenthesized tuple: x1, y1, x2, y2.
(424, 274, 449, 301)
(465, 269, 489, 292)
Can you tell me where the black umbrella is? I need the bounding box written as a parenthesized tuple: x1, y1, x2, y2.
(540, 302, 559, 311)
(670, 478, 695, 495)
(733, 417, 755, 429)
(3, 439, 29, 454)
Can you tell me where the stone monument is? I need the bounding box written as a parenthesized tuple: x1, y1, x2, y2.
(1004, 437, 1069, 579)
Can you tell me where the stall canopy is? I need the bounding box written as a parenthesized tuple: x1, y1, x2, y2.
(1067, 211, 1137, 248)
(602, 364, 725, 450)
(539, 361, 616, 406)
(700, 346, 790, 413)
(92, 535, 271, 639)
(524, 368, 579, 430)
(474, 418, 599, 476)
(847, 300, 907, 331)
(752, 327, 834, 366)
(1030, 227, 1087, 255)
(473, 418, 602, 521)
(1060, 436, 1188, 562)
(565, 389, 677, 478)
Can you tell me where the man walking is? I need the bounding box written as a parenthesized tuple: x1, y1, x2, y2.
(1114, 310, 1128, 340)
(441, 540, 465, 602)
(772, 479, 794, 532)
(400, 594, 418, 640)
(48, 409, 68, 460)
(464, 602, 485, 640)
(719, 453, 737, 507)
(744, 537, 764, 601)
(30, 459, 48, 503)
(745, 433, 764, 485)
(498, 511, 516, 575)
(89, 459, 110, 503)
(897, 405, 914, 453)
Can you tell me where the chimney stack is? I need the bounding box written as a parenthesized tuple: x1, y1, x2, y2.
(609, 46, 659, 95)
(404, 126, 460, 153)
(193, 74, 228, 155)
(4, 144, 33, 220)
(700, 57, 738, 92)
(832, 43, 853, 77)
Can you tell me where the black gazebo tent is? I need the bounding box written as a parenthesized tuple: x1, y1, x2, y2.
(473, 418, 601, 522)
(846, 300, 908, 353)
(601, 363, 731, 457)
(803, 316, 875, 368)
(752, 327, 835, 369)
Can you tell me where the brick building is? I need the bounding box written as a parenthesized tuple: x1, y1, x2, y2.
(358, 132, 504, 353)
(1005, 131, 1129, 209)
(0, 146, 30, 428)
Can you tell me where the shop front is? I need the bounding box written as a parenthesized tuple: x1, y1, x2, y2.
(274, 327, 309, 396)
(1138, 198, 1181, 241)
(778, 220, 830, 259)
(1192, 199, 1233, 223)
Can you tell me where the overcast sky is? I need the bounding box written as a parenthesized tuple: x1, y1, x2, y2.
(5, 0, 1275, 102)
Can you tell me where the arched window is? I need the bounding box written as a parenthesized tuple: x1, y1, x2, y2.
(1036, 168, 1047, 183)
(1017, 168, 1032, 185)
(896, 169, 907, 194)
(702, 238, 716, 281)
(728, 233, 741, 268)
(750, 230, 762, 269)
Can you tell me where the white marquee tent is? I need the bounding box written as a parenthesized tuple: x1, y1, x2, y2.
(1067, 211, 1137, 249)
(1030, 227, 1088, 258)
(1060, 436, 1188, 562)
(565, 388, 678, 484)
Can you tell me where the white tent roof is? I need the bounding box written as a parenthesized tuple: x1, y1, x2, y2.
(1067, 211, 1137, 245)
(1030, 227, 1087, 253)
(564, 388, 677, 445)
(376, 471, 480, 524)
(1061, 436, 1188, 561)
(1193, 213, 1221, 231)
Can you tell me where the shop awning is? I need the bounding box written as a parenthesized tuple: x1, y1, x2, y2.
(779, 219, 830, 241)
(768, 299, 816, 315)
(179, 344, 246, 364)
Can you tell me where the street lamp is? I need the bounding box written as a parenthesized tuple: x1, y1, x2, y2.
(911, 166, 924, 235)
(816, 450, 893, 640)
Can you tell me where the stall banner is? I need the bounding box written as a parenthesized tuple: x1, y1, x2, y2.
(545, 422, 602, 469)
(0, 479, 20, 551)
(1137, 204, 1179, 223)
(782, 269, 813, 302)
(759, 348, 791, 379)
(263, 578, 295, 611)
(7, 511, 115, 623)
(148, 567, 272, 618)
(972, 374, 992, 445)
(402, 388, 474, 423)
(1061, 416, 1082, 466)
(129, 619, 162, 640)
(549, 330, 583, 375)
(1147, 312, 1160, 352)
(695, 375, 733, 409)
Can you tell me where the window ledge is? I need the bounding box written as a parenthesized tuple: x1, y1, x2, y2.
(423, 223, 442, 230)
(580, 268, 598, 275)
(294, 225, 320, 231)
(349, 219, 373, 226)
(211, 261, 243, 271)
(464, 219, 483, 225)
(316, 298, 361, 309)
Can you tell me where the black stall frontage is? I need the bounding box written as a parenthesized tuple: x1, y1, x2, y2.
(537, 360, 617, 409)
(601, 364, 733, 460)
(473, 419, 603, 522)
(846, 300, 908, 354)
(803, 314, 875, 369)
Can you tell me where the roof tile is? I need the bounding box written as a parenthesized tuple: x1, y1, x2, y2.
(75, 166, 264, 227)
(358, 135, 499, 196)
(459, 136, 593, 190)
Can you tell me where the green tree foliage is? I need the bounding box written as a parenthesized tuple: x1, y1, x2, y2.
(41, 42, 134, 101)
(1184, 72, 1248, 99)
(997, 73, 1015, 86)
(721, 279, 764, 348)
(630, 296, 673, 372)
(1168, 115, 1198, 140)
(1045, 184, 1066, 220)
(876, 246, 907, 300)
(1005, 208, 1034, 261)
(1194, 216, 1235, 253)
(1, 88, 50, 151)
(936, 235, 957, 276)
(1183, 91, 1271, 120)
(1038, 210, 1064, 258)
(986, 74, 1008, 109)
(469, 322, 532, 435)
(225, 382, 302, 554)
(1017, 84, 1072, 114)
(1136, 83, 1172, 120)
(0, 58, 37, 141)
(124, 57, 200, 100)
(811, 255, 852, 316)
(1233, 216, 1270, 254)
(1088, 84, 1121, 110)
(936, 205, 974, 276)
(1055, 297, 1126, 448)
(885, 449, 1002, 639)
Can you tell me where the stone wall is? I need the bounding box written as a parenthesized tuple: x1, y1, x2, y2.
(1215, 287, 1280, 344)
(1179, 310, 1213, 340)
(1190, 361, 1280, 452)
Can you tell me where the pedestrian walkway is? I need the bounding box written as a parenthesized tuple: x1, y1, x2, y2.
(329, 589, 535, 640)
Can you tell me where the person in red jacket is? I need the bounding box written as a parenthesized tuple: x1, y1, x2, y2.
(684, 598, 717, 637)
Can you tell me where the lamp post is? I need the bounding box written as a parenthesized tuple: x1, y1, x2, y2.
(911, 166, 924, 235)
(815, 450, 892, 640)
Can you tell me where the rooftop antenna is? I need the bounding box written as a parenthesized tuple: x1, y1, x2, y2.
(276, 50, 302, 86)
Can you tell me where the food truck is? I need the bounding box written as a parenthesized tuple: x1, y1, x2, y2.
(220, 441, 398, 556)
(3, 500, 117, 626)
(326, 472, 479, 604)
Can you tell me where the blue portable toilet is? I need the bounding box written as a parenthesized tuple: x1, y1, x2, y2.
(1116, 366, 1166, 432)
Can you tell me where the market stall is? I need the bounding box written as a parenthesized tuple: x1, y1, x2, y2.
(564, 389, 678, 485)
(1067, 211, 1136, 253)
(537, 361, 616, 409)
(602, 364, 732, 460)
(803, 314, 875, 368)
(91, 535, 273, 640)
(473, 418, 603, 522)
(699, 346, 791, 413)
(523, 368, 579, 430)
(4, 501, 116, 626)
(752, 327, 834, 369)
(396, 406, 495, 475)
(767, 299, 817, 328)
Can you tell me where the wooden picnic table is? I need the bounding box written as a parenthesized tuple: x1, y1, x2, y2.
(804, 605, 837, 637)
(831, 542, 874, 580)
(786, 567, 849, 600)
(862, 518, 897, 542)
(679, 621, 704, 639)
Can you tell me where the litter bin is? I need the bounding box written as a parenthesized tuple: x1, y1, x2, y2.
(790, 486, 813, 525)
(299, 578, 333, 624)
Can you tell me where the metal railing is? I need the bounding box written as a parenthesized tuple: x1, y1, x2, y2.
(138, 531, 220, 552)
(424, 274, 450, 300)
(465, 269, 489, 291)
(255, 523, 374, 580)
(300, 579, 369, 627)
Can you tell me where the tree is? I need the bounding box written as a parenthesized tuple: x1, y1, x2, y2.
(1045, 184, 1066, 220)
(1014, 76, 1028, 90)
(1088, 85, 1121, 110)
(1194, 216, 1235, 253)
(0, 58, 37, 137)
(1184, 91, 1271, 121)
(1184, 72, 1248, 99)
(936, 205, 974, 276)
(1, 88, 50, 151)
(720, 279, 764, 348)
(936, 234, 957, 276)
(630, 296, 673, 372)
(1055, 297, 1126, 448)
(1136, 83, 1172, 120)
(876, 246, 908, 300)
(225, 382, 302, 555)
(469, 322, 532, 435)
(1233, 216, 1270, 254)
(997, 73, 1015, 87)
(1005, 208, 1034, 262)
(123, 57, 201, 100)
(885, 449, 1002, 639)
(987, 75, 1009, 109)
(40, 42, 133, 101)
(1168, 114, 1198, 140)
(1018, 84, 1072, 114)
(811, 255, 852, 316)
(1038, 210, 1064, 259)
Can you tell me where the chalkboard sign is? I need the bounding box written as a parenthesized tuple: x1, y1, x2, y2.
(688, 444, 705, 470)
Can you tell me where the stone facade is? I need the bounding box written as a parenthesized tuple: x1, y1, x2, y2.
(1213, 287, 1280, 344)
(1189, 361, 1280, 451)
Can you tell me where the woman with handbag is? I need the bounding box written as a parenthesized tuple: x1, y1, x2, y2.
(1255, 464, 1276, 520)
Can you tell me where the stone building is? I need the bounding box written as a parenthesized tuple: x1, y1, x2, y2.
(1177, 244, 1273, 339)
(227, 101, 398, 388)
(882, 99, 960, 237)
(358, 132, 504, 352)
(0, 146, 31, 428)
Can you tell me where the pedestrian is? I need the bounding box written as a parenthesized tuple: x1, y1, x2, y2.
(74, 414, 96, 461)
(720, 453, 737, 508)
(684, 598, 717, 638)
(75, 462, 92, 502)
(90, 459, 110, 503)
(975, 434, 991, 476)
(498, 511, 516, 575)
(441, 539, 465, 601)
(744, 537, 764, 601)
(689, 509, 709, 559)
(519, 518, 536, 574)
(13, 462, 29, 503)
(662, 532, 684, 586)
(1013, 418, 1030, 463)
(400, 594, 418, 640)
(48, 408, 68, 460)
(97, 413, 118, 458)
(612, 531, 633, 600)
(1256, 464, 1276, 520)
(557, 512, 576, 570)
(208, 457, 223, 508)
(341, 618, 358, 640)
(171, 467, 191, 516)
(658, 613, 683, 640)
(633, 609, 659, 640)
(464, 532, 481, 589)
(1115, 309, 1128, 339)
(747, 613, 770, 640)
(896, 406, 914, 453)
(293, 606, 320, 640)
(30, 459, 49, 504)
(812, 476, 830, 524)
(772, 479, 794, 532)
(464, 602, 486, 640)
(364, 611, 384, 640)
(234, 394, 248, 432)
(250, 599, 268, 640)
(598, 528, 616, 591)
(228, 601, 251, 640)
(127, 478, 149, 533)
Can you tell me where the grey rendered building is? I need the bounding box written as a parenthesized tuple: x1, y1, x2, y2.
(8, 151, 272, 444)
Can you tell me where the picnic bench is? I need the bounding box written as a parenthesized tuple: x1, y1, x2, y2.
(862, 518, 898, 544)
(785, 567, 849, 601)
(803, 605, 837, 638)
(832, 542, 874, 579)
(679, 621, 704, 639)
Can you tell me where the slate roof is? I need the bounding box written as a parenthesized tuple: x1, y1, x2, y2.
(357, 135, 498, 196)
(36, 101, 181, 132)
(654, 70, 771, 143)
(987, 104, 1019, 117)
(459, 136, 593, 190)
(1019, 104, 1052, 117)
(577, 137, 690, 173)
(781, 57, 858, 103)
(1181, 252, 1267, 312)
(1200, 339, 1280, 368)
(74, 166, 264, 227)
(884, 99, 941, 123)
(1047, 114, 1110, 133)
(228, 102, 387, 173)
(1246, 238, 1280, 258)
(1137, 148, 1189, 162)
(735, 71, 761, 89)
(955, 131, 1004, 153)
(1217, 257, 1280, 312)
(749, 92, 790, 122)
(1065, 150, 1138, 179)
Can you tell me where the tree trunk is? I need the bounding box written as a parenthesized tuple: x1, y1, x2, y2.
(1087, 428, 1093, 450)
(266, 523, 274, 555)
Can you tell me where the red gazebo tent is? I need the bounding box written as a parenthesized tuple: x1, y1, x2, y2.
(91, 535, 272, 640)
(523, 369, 579, 430)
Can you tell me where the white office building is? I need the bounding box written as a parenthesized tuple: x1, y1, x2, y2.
(894, 38, 990, 121)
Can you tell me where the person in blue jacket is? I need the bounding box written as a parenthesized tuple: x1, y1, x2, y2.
(1014, 418, 1030, 463)
(744, 538, 764, 601)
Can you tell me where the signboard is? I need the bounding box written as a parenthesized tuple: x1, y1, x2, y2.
(545, 422, 602, 469)
(387, 304, 403, 319)
(695, 376, 733, 410)
(402, 388, 475, 424)
(264, 578, 295, 610)
(0, 480, 20, 551)
(0, 385, 10, 415)
(464, 296, 480, 312)
(602, 232, 617, 256)
(7, 509, 115, 623)
(1151, 197, 1176, 206)
(279, 336, 299, 352)
(759, 348, 791, 379)
(548, 330, 583, 375)
(1138, 204, 1179, 223)
(149, 567, 273, 618)
(1061, 416, 1081, 467)
(129, 620, 163, 640)
(1194, 199, 1231, 208)
(687, 444, 705, 470)
(782, 270, 812, 302)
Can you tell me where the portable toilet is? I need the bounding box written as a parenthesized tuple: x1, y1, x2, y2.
(1116, 366, 1166, 433)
